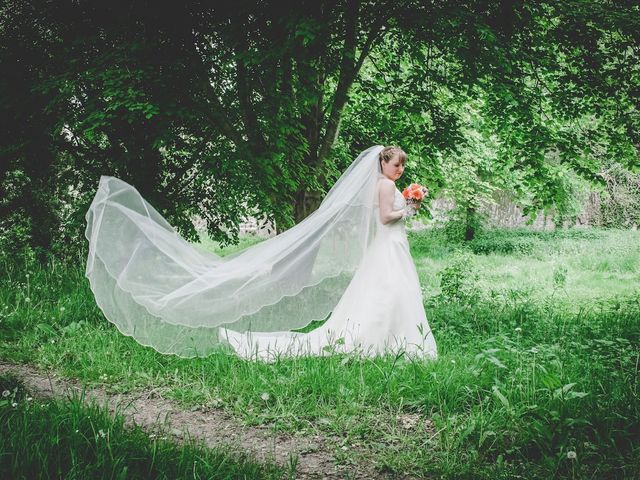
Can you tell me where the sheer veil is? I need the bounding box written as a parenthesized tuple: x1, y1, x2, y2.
(85, 145, 386, 357)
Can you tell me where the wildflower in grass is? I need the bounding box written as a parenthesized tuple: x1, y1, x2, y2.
(60, 307, 65, 312)
(25, 297, 31, 303)
(567, 450, 577, 460)
(26, 397, 32, 402)
(260, 392, 270, 401)
(98, 429, 106, 438)
(11, 402, 17, 407)
(515, 327, 522, 332)
(2, 390, 9, 397)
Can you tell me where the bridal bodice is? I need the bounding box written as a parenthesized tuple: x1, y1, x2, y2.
(392, 187, 407, 211)
(374, 175, 407, 230)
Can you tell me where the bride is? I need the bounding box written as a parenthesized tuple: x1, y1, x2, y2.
(85, 145, 437, 362)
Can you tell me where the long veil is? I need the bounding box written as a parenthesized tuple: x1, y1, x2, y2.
(85, 145, 386, 357)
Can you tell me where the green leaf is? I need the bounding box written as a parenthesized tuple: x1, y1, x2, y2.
(492, 385, 510, 408)
(36, 323, 57, 337)
(487, 356, 507, 369)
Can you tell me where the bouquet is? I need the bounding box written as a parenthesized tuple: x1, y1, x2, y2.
(401, 183, 429, 218)
(402, 183, 429, 205)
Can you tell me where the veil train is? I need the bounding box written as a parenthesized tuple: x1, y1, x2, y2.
(85, 146, 386, 357)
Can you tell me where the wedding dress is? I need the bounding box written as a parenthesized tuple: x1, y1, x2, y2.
(221, 174, 438, 361)
(84, 145, 437, 361)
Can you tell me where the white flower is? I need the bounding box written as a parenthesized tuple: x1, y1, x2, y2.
(98, 429, 106, 438)
(1, 390, 9, 398)
(11, 402, 17, 407)
(24, 297, 31, 303)
(260, 392, 270, 401)
(567, 450, 577, 460)
(60, 307, 65, 312)
(515, 327, 522, 332)
(26, 397, 32, 402)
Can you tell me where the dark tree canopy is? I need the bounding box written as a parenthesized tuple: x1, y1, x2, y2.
(0, 0, 638, 258)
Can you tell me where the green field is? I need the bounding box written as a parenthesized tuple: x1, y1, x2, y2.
(1, 228, 639, 478)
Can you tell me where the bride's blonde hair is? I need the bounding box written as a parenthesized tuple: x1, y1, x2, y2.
(379, 146, 407, 168)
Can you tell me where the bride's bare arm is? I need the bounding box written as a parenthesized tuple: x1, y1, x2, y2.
(378, 180, 405, 225)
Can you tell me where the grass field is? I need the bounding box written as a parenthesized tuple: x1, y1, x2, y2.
(1, 228, 639, 478)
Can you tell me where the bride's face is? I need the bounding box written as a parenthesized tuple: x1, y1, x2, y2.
(381, 154, 405, 181)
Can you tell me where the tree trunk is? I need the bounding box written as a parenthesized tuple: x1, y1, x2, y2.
(23, 132, 57, 260)
(293, 188, 324, 224)
(289, 0, 391, 225)
(464, 206, 477, 241)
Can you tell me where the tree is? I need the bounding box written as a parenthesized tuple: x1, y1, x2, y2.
(1, 0, 638, 257)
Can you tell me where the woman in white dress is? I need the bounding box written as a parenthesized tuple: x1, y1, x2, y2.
(84, 145, 437, 361)
(221, 146, 438, 361)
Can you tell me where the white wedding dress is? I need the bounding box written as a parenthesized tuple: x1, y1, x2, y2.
(85, 145, 438, 361)
(220, 174, 438, 361)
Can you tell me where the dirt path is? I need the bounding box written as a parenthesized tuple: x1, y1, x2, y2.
(0, 361, 382, 479)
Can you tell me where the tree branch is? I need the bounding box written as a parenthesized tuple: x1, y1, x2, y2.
(317, 0, 359, 163)
(233, 15, 268, 154)
(317, 0, 395, 163)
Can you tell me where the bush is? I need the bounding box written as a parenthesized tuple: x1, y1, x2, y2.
(467, 229, 539, 255)
(469, 234, 537, 255)
(441, 207, 488, 243)
(0, 210, 32, 260)
(437, 252, 481, 304)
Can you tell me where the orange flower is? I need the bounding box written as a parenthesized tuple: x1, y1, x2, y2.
(402, 183, 428, 202)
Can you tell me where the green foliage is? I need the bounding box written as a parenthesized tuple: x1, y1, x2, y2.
(0, 210, 31, 258)
(552, 264, 568, 290)
(463, 228, 603, 256)
(0, 374, 285, 479)
(597, 163, 640, 228)
(469, 231, 538, 255)
(3, 0, 639, 259)
(1, 229, 640, 477)
(437, 252, 480, 305)
(441, 205, 488, 243)
(0, 229, 640, 479)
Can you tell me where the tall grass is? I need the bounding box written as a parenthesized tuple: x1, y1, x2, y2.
(0, 373, 286, 479)
(1, 228, 639, 478)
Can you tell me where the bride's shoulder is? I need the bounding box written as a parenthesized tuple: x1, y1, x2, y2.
(377, 176, 395, 186)
(377, 177, 396, 195)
